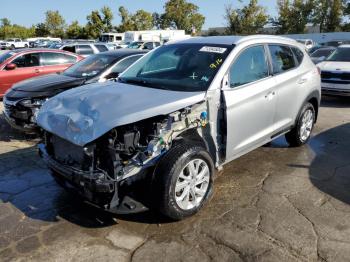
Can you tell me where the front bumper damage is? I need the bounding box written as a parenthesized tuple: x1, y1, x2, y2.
(38, 144, 149, 214)
(3, 98, 40, 133)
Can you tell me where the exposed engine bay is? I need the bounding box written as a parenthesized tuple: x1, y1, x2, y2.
(40, 102, 210, 212)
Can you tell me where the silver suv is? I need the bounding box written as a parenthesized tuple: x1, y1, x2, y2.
(37, 35, 321, 220)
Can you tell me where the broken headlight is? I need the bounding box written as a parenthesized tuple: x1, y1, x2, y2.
(19, 98, 47, 108)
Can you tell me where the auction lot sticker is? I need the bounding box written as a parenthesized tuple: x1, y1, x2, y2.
(199, 46, 227, 54)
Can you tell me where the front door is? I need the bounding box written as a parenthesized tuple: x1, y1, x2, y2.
(0, 52, 41, 95)
(223, 45, 277, 160)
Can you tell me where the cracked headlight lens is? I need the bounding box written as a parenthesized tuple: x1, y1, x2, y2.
(19, 98, 46, 107)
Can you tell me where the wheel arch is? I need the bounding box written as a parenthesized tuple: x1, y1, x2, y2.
(297, 90, 320, 124)
(173, 128, 218, 166)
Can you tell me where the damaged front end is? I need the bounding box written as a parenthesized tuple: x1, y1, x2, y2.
(38, 102, 209, 214)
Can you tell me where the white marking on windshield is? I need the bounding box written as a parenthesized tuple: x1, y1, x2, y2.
(190, 72, 198, 80)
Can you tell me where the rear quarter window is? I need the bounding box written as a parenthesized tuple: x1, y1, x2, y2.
(94, 44, 109, 52)
(77, 45, 94, 55)
(269, 45, 296, 74)
(292, 47, 304, 65)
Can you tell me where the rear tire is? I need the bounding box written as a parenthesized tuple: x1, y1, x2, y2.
(285, 102, 315, 147)
(153, 144, 214, 220)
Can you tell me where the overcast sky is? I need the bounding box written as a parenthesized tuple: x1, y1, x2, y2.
(0, 0, 279, 29)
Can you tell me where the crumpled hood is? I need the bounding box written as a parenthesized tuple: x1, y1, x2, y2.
(37, 81, 206, 146)
(318, 61, 350, 72)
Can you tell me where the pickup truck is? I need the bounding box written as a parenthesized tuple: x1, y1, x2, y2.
(0, 38, 29, 50)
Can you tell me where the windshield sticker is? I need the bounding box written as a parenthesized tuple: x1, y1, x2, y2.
(200, 46, 227, 54)
(209, 58, 223, 69)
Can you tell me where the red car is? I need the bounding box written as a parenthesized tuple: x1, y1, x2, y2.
(0, 49, 83, 97)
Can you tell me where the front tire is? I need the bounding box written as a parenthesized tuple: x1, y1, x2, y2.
(285, 102, 315, 147)
(10, 45, 15, 50)
(154, 144, 214, 220)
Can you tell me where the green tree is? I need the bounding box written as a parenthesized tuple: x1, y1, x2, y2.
(117, 6, 134, 32)
(0, 18, 35, 39)
(132, 10, 154, 30)
(44, 10, 66, 37)
(117, 6, 154, 32)
(66, 21, 85, 39)
(225, 0, 269, 35)
(86, 11, 104, 39)
(152, 12, 164, 29)
(101, 6, 114, 32)
(35, 23, 50, 37)
(313, 0, 344, 32)
(274, 0, 314, 34)
(86, 7, 114, 39)
(0, 18, 11, 27)
(161, 0, 205, 34)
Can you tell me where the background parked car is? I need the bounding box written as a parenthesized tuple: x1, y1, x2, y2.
(318, 44, 350, 96)
(0, 49, 83, 97)
(60, 42, 110, 57)
(0, 38, 29, 50)
(322, 40, 350, 47)
(126, 41, 161, 50)
(3, 49, 146, 133)
(310, 47, 336, 64)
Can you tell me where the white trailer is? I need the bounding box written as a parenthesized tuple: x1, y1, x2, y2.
(124, 30, 188, 44)
(99, 33, 125, 44)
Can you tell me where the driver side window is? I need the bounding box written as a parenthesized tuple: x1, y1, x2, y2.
(12, 53, 40, 68)
(229, 45, 269, 88)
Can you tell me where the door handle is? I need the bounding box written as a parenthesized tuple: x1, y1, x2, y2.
(265, 91, 276, 99)
(34, 68, 42, 73)
(298, 78, 307, 85)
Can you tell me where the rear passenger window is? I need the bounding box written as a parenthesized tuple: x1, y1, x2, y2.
(292, 47, 304, 65)
(77, 45, 94, 55)
(230, 45, 269, 88)
(41, 52, 77, 65)
(269, 45, 296, 74)
(94, 44, 108, 52)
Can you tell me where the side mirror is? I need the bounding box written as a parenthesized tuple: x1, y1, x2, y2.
(105, 72, 120, 80)
(5, 63, 17, 71)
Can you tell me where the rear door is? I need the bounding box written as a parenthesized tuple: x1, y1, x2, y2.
(40, 52, 78, 74)
(0, 52, 41, 92)
(268, 45, 307, 132)
(223, 45, 277, 160)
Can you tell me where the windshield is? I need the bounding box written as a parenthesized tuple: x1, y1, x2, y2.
(326, 47, 350, 62)
(120, 43, 233, 92)
(63, 54, 117, 78)
(127, 42, 143, 49)
(0, 51, 14, 64)
(311, 49, 334, 58)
